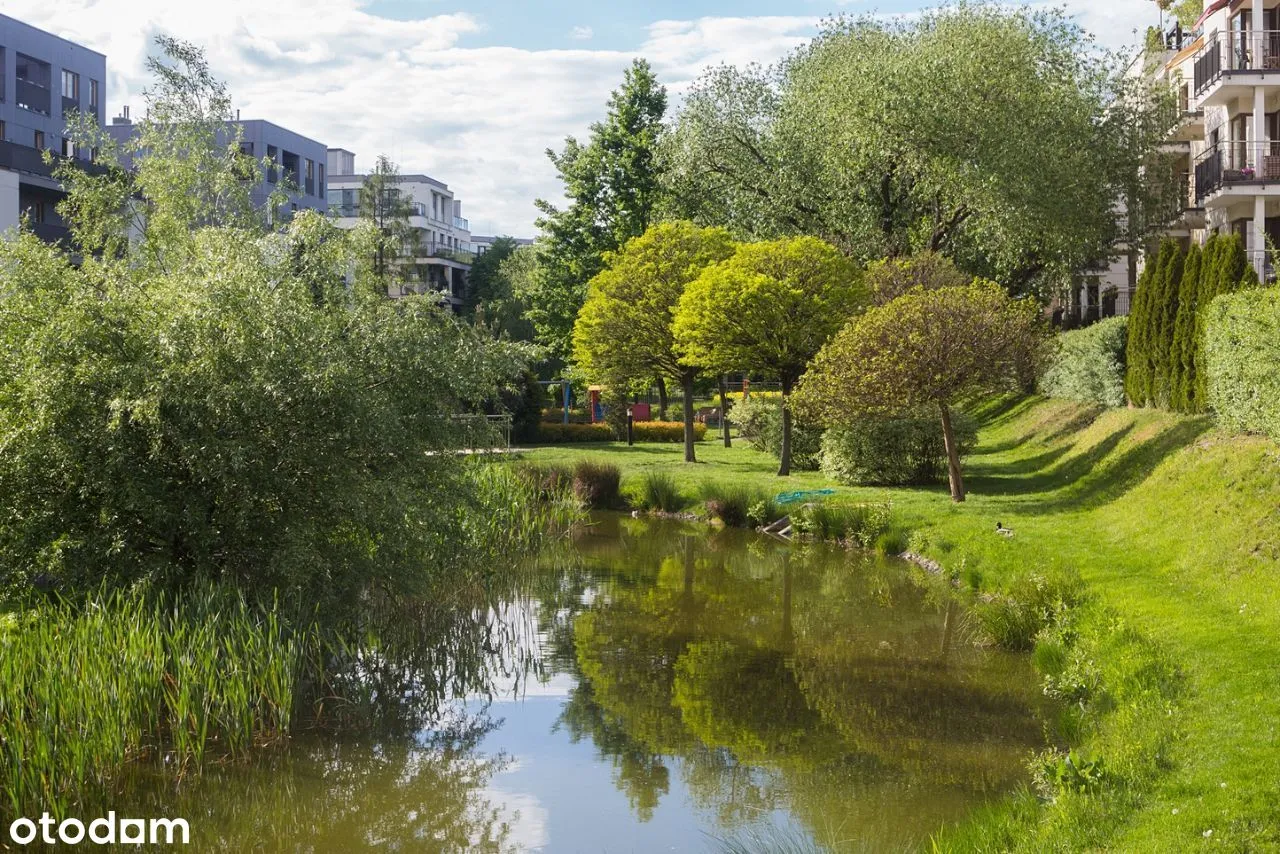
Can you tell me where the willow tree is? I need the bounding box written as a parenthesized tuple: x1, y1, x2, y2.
(573, 222, 735, 462)
(674, 236, 864, 476)
(796, 282, 1043, 502)
(662, 6, 1177, 294)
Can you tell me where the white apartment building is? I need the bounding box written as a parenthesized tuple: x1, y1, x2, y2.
(325, 148, 473, 309)
(1165, 0, 1280, 279)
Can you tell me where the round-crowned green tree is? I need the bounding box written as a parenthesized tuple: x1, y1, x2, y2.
(795, 282, 1044, 501)
(673, 237, 865, 475)
(572, 222, 737, 462)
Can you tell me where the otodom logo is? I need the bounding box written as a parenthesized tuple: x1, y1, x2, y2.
(7, 813, 189, 846)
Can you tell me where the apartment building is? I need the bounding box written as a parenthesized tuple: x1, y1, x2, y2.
(0, 14, 105, 244)
(326, 148, 473, 309)
(107, 112, 328, 218)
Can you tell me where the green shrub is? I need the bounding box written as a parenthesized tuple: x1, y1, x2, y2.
(731, 396, 822, 470)
(572, 461, 622, 509)
(818, 412, 976, 485)
(790, 499, 894, 547)
(535, 422, 615, 443)
(1203, 287, 1280, 438)
(970, 569, 1084, 651)
(632, 472, 691, 513)
(632, 420, 707, 443)
(701, 483, 778, 528)
(1039, 317, 1128, 408)
(514, 462, 574, 500)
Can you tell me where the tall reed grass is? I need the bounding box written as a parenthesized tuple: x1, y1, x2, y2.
(0, 584, 318, 819)
(631, 471, 692, 513)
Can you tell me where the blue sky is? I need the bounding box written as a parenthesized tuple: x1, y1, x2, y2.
(365, 0, 833, 49)
(14, 1, 1154, 236)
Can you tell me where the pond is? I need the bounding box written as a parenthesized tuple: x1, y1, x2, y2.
(113, 514, 1052, 852)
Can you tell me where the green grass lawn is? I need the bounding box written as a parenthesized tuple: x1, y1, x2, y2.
(521, 398, 1280, 850)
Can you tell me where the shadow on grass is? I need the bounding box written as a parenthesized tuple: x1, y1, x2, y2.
(968, 423, 1135, 498)
(985, 418, 1213, 513)
(969, 444, 1072, 478)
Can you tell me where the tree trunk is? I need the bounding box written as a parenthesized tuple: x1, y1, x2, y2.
(681, 371, 697, 464)
(940, 402, 965, 502)
(778, 376, 794, 477)
(718, 375, 731, 448)
(656, 377, 668, 422)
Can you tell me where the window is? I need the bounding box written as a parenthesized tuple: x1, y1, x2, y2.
(16, 54, 52, 116)
(266, 145, 278, 183)
(60, 137, 76, 158)
(318, 164, 325, 198)
(61, 70, 79, 100)
(33, 130, 44, 150)
(304, 158, 315, 196)
(24, 201, 45, 224)
(0, 121, 6, 142)
(89, 79, 99, 112)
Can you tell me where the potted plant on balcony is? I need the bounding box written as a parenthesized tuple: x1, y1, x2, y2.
(1241, 166, 1256, 180)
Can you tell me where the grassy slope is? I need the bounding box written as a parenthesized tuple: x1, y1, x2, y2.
(523, 398, 1280, 850)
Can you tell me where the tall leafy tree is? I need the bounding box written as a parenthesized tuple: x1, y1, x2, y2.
(358, 154, 422, 292)
(796, 282, 1044, 502)
(674, 237, 865, 476)
(662, 7, 1177, 296)
(573, 222, 736, 462)
(528, 60, 668, 365)
(463, 237, 535, 342)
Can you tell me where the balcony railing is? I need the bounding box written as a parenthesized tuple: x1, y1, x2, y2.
(453, 216, 469, 231)
(1193, 140, 1280, 200)
(1194, 30, 1280, 94)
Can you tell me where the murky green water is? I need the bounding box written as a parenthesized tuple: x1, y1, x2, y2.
(113, 514, 1051, 852)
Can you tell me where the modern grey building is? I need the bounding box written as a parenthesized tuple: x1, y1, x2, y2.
(0, 14, 105, 244)
(473, 235, 534, 255)
(107, 113, 328, 218)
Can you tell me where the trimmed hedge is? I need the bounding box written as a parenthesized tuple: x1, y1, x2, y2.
(535, 423, 613, 443)
(819, 412, 977, 486)
(732, 396, 822, 470)
(1203, 287, 1280, 439)
(1039, 317, 1127, 408)
(533, 420, 706, 444)
(634, 421, 707, 443)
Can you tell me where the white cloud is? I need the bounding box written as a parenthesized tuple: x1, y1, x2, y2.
(3, 2, 1148, 236)
(569, 25, 594, 41)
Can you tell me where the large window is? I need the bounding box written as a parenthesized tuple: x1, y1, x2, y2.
(33, 130, 44, 150)
(89, 79, 99, 114)
(61, 69, 79, 100)
(60, 137, 76, 158)
(15, 54, 52, 116)
(304, 158, 315, 196)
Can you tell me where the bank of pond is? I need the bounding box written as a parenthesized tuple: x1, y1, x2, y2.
(0, 511, 1074, 852)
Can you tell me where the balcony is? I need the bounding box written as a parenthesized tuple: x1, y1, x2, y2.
(1193, 140, 1280, 204)
(453, 215, 469, 231)
(1193, 30, 1280, 105)
(1169, 171, 1206, 230)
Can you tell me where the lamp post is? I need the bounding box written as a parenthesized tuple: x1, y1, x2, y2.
(626, 406, 634, 446)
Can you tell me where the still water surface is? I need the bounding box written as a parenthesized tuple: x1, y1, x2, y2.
(119, 514, 1051, 852)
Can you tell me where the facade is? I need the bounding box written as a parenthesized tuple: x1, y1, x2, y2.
(326, 148, 474, 309)
(107, 113, 328, 218)
(0, 14, 105, 244)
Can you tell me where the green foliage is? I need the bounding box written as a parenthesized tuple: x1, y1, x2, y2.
(731, 397, 823, 471)
(535, 422, 615, 443)
(864, 251, 970, 306)
(572, 461, 623, 509)
(0, 584, 317, 817)
(502, 370, 548, 443)
(969, 569, 1084, 651)
(463, 236, 536, 342)
(790, 500, 895, 548)
(1039, 317, 1128, 408)
(1129, 235, 1258, 411)
(357, 154, 423, 290)
(529, 60, 668, 364)
(0, 40, 542, 610)
(573, 221, 737, 461)
(631, 471, 692, 513)
(699, 484, 781, 527)
(675, 236, 864, 474)
(819, 411, 978, 485)
(1203, 287, 1280, 438)
(634, 421, 708, 443)
(663, 7, 1176, 292)
(797, 281, 1043, 499)
(1033, 750, 1109, 797)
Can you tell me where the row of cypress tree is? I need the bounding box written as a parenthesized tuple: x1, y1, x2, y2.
(1125, 234, 1260, 412)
